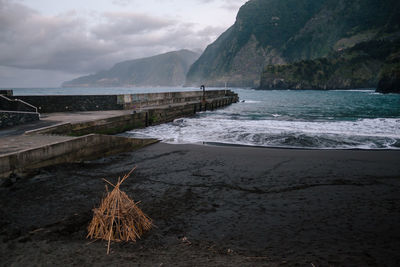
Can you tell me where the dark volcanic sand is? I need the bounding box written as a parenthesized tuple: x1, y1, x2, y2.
(1, 143, 400, 266)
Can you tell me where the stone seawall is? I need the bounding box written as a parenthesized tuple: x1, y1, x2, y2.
(0, 111, 40, 128)
(0, 95, 37, 113)
(0, 90, 13, 97)
(15, 90, 238, 113)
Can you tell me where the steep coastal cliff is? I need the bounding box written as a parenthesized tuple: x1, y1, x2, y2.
(185, 0, 400, 89)
(260, 39, 400, 90)
(63, 50, 199, 87)
(376, 52, 400, 93)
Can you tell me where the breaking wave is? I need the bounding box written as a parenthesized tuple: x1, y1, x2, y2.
(125, 117, 400, 149)
(124, 89, 400, 150)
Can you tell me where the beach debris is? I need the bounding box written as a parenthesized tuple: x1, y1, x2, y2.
(87, 166, 152, 254)
(181, 236, 191, 245)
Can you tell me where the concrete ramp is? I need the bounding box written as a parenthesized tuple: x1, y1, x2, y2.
(0, 134, 158, 178)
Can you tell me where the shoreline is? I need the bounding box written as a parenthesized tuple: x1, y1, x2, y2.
(202, 141, 400, 150)
(125, 138, 400, 151)
(1, 142, 400, 265)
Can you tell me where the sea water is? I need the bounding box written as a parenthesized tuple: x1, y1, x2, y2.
(125, 88, 400, 149)
(9, 87, 400, 149)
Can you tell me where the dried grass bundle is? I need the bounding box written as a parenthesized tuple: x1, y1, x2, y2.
(87, 167, 152, 254)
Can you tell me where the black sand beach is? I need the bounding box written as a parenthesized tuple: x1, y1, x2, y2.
(1, 143, 400, 266)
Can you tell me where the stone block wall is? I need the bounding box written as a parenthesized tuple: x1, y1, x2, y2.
(16, 95, 122, 113)
(15, 90, 239, 113)
(0, 111, 39, 128)
(0, 90, 13, 96)
(0, 95, 37, 112)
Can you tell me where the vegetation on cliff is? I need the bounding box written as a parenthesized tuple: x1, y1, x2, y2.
(260, 38, 400, 90)
(376, 65, 400, 93)
(63, 50, 199, 87)
(185, 0, 400, 88)
(376, 49, 400, 93)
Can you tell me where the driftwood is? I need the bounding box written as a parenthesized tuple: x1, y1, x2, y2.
(87, 167, 152, 254)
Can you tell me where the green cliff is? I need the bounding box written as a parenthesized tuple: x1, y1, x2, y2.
(63, 50, 199, 87)
(376, 51, 400, 93)
(185, 0, 400, 88)
(377, 66, 400, 94)
(260, 38, 400, 90)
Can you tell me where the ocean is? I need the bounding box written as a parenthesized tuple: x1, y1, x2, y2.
(125, 88, 400, 149)
(10, 87, 400, 149)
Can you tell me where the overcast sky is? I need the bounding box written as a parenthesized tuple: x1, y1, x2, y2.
(0, 0, 247, 87)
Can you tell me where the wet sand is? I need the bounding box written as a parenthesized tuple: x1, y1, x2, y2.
(1, 143, 400, 266)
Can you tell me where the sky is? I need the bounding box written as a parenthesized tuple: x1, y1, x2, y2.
(0, 0, 248, 87)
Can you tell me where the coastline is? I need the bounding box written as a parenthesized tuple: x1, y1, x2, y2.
(1, 142, 400, 266)
(202, 141, 400, 150)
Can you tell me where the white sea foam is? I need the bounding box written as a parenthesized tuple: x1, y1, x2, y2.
(332, 89, 375, 92)
(126, 117, 400, 149)
(242, 100, 262, 103)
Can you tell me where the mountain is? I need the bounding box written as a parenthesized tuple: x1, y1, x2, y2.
(63, 50, 199, 87)
(185, 0, 400, 88)
(376, 50, 400, 93)
(260, 38, 400, 90)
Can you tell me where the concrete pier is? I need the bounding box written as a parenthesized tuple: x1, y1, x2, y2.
(0, 90, 238, 178)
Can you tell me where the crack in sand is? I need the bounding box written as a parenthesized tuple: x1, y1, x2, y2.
(262, 159, 293, 176)
(135, 150, 189, 163)
(144, 178, 378, 195)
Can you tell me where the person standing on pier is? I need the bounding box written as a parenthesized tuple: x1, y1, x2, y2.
(200, 85, 206, 109)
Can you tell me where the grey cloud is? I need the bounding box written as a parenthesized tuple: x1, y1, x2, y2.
(196, 25, 227, 37)
(0, 0, 233, 87)
(92, 12, 175, 38)
(0, 0, 113, 73)
(195, 0, 214, 3)
(112, 0, 131, 6)
(0, 66, 78, 87)
(220, 2, 245, 11)
(196, 0, 247, 8)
